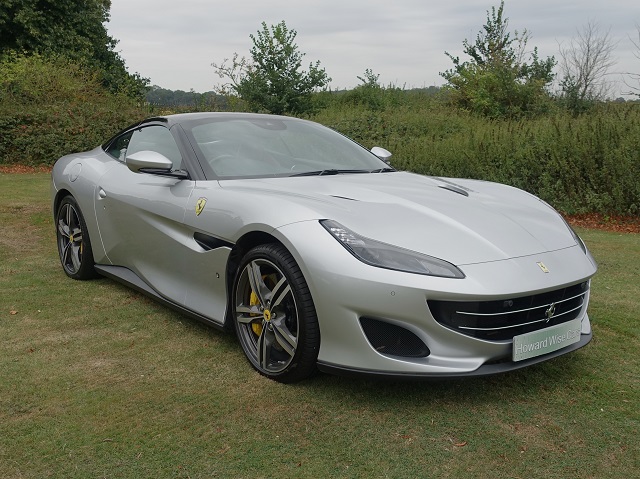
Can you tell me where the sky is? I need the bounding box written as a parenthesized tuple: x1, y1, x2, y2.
(106, 0, 640, 98)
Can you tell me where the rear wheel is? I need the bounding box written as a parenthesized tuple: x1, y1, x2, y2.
(232, 243, 319, 383)
(55, 196, 97, 280)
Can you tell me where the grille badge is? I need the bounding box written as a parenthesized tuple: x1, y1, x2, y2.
(545, 302, 556, 321)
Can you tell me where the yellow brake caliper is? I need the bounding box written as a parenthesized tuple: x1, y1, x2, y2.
(250, 290, 263, 336)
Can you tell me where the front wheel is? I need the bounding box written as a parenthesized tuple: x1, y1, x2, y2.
(55, 196, 97, 280)
(232, 243, 320, 383)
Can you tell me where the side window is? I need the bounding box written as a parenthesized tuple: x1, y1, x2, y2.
(106, 131, 133, 162)
(127, 125, 183, 169)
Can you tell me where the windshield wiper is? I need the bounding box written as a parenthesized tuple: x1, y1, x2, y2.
(370, 167, 396, 173)
(290, 169, 371, 177)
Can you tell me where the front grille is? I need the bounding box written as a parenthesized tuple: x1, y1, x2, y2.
(428, 282, 589, 341)
(360, 317, 430, 358)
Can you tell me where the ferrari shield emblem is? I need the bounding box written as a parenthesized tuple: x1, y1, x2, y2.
(195, 197, 207, 216)
(536, 262, 550, 273)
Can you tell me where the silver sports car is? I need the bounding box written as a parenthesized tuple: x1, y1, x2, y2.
(51, 112, 597, 382)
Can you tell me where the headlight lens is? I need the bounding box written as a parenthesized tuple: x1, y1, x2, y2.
(561, 217, 597, 267)
(560, 216, 587, 254)
(321, 220, 465, 278)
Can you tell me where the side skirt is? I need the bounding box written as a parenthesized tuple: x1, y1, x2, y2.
(94, 264, 227, 331)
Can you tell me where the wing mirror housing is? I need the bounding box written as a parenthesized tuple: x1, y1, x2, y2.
(125, 151, 189, 179)
(371, 146, 392, 164)
(126, 150, 173, 172)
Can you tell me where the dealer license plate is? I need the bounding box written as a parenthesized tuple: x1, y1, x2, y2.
(513, 318, 582, 362)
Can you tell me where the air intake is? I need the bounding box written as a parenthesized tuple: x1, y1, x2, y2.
(360, 317, 430, 358)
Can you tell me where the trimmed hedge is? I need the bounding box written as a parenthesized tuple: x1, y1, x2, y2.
(1, 57, 638, 215)
(313, 99, 640, 215)
(0, 54, 147, 166)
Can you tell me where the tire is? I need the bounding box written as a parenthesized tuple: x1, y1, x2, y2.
(55, 195, 97, 280)
(232, 243, 320, 383)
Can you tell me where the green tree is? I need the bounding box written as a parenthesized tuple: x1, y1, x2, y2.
(0, 0, 147, 98)
(440, 1, 555, 118)
(212, 21, 330, 114)
(341, 69, 389, 110)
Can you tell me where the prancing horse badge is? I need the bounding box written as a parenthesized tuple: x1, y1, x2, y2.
(536, 262, 550, 273)
(195, 197, 207, 216)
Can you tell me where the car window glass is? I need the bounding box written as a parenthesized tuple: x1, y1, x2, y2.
(127, 125, 182, 169)
(188, 118, 386, 178)
(106, 131, 133, 162)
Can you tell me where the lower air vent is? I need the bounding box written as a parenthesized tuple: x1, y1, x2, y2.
(360, 317, 430, 358)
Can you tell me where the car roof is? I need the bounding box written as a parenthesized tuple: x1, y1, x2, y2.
(142, 112, 303, 128)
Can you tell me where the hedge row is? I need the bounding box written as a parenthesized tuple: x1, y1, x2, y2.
(0, 55, 146, 166)
(313, 101, 640, 215)
(1, 55, 638, 215)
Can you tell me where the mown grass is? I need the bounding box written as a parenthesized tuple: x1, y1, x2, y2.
(1, 173, 638, 478)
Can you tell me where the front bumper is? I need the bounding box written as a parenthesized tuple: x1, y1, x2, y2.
(317, 329, 592, 379)
(275, 221, 597, 377)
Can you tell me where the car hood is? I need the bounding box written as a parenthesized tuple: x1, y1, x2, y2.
(219, 172, 578, 265)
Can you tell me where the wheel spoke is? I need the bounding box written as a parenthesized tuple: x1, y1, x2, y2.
(247, 261, 270, 305)
(271, 316, 297, 357)
(236, 304, 262, 319)
(70, 244, 81, 272)
(236, 305, 262, 324)
(256, 327, 271, 370)
(270, 277, 291, 309)
(58, 218, 70, 237)
(66, 204, 78, 232)
(61, 240, 73, 267)
(65, 204, 72, 230)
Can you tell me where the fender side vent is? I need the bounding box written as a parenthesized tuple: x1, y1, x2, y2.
(194, 232, 233, 251)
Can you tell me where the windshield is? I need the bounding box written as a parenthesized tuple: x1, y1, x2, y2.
(182, 116, 390, 179)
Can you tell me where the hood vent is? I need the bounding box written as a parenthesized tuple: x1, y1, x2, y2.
(438, 184, 469, 197)
(329, 195, 358, 201)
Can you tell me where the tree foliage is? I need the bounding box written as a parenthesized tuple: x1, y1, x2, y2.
(441, 1, 555, 118)
(212, 21, 330, 114)
(0, 0, 147, 98)
(145, 85, 226, 110)
(338, 69, 408, 111)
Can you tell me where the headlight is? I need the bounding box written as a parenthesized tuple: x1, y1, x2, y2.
(321, 220, 465, 279)
(560, 217, 597, 267)
(533, 194, 594, 262)
(570, 226, 587, 254)
(559, 216, 588, 254)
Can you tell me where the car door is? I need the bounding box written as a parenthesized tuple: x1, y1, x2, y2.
(95, 124, 195, 305)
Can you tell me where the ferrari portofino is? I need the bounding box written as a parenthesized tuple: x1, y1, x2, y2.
(51, 113, 597, 382)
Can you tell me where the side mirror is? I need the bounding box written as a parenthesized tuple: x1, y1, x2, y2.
(126, 150, 173, 173)
(371, 146, 392, 164)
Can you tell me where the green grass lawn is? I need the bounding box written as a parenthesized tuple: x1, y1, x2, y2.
(1, 173, 638, 479)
